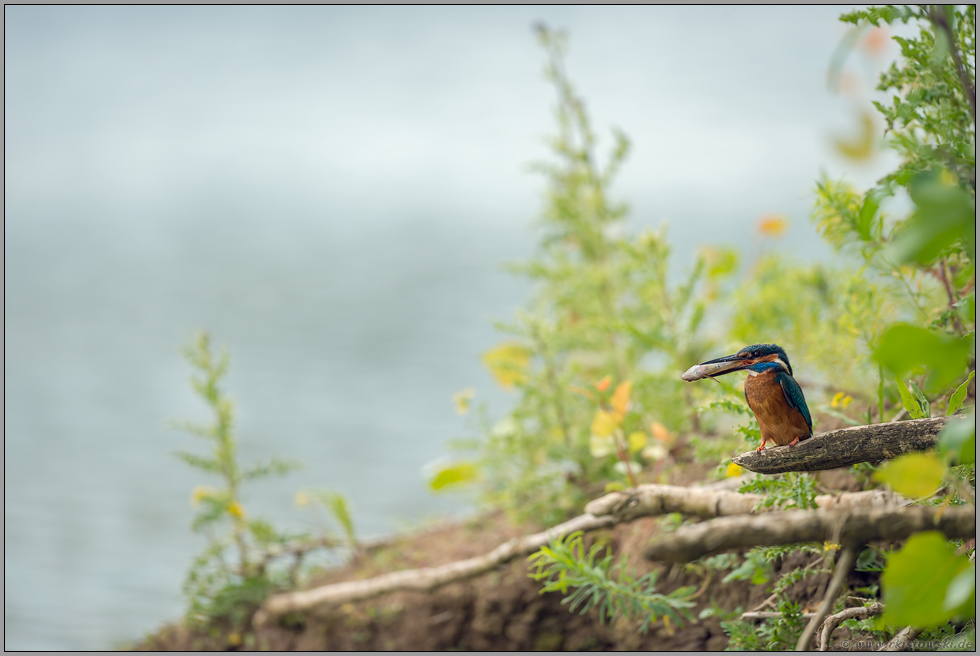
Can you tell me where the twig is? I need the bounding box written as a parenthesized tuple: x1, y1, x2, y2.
(260, 537, 340, 565)
(797, 545, 857, 651)
(879, 625, 923, 651)
(732, 417, 953, 474)
(644, 505, 975, 562)
(750, 592, 780, 612)
(818, 601, 884, 651)
(742, 611, 818, 620)
(748, 556, 825, 613)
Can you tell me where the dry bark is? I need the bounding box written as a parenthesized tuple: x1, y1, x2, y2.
(585, 485, 902, 521)
(644, 505, 976, 562)
(256, 512, 616, 624)
(818, 603, 884, 651)
(797, 546, 857, 651)
(880, 626, 923, 651)
(732, 417, 951, 474)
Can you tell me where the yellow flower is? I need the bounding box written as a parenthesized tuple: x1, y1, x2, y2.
(726, 462, 743, 478)
(295, 491, 309, 507)
(824, 541, 840, 552)
(227, 632, 242, 647)
(190, 486, 215, 508)
(757, 214, 789, 238)
(831, 392, 853, 409)
(226, 501, 246, 519)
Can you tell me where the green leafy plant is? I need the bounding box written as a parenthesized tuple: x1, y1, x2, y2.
(724, 596, 808, 651)
(527, 531, 696, 632)
(738, 472, 819, 511)
(825, 5, 976, 640)
(436, 23, 734, 526)
(174, 331, 353, 639)
(881, 531, 975, 628)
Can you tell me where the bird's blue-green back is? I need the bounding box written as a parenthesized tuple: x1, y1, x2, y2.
(776, 371, 812, 433)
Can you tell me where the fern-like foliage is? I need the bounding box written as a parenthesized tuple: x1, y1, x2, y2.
(527, 531, 696, 632)
(739, 472, 819, 511)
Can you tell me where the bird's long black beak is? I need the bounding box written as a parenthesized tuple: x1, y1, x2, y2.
(681, 353, 756, 382)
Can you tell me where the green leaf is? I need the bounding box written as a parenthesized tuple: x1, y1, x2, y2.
(882, 531, 972, 628)
(895, 377, 927, 419)
(908, 380, 931, 418)
(429, 462, 478, 491)
(856, 189, 880, 241)
(946, 372, 975, 416)
(173, 451, 222, 473)
(943, 563, 975, 614)
(937, 415, 976, 465)
(875, 325, 972, 391)
(314, 491, 356, 546)
(888, 172, 976, 265)
(247, 519, 280, 546)
(856, 548, 887, 573)
(872, 453, 946, 498)
(241, 458, 302, 481)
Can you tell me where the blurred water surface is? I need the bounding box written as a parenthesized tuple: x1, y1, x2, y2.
(5, 6, 899, 649)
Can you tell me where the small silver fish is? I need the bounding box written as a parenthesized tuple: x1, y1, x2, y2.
(681, 361, 737, 382)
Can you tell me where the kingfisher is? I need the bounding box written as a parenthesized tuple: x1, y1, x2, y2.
(681, 343, 812, 452)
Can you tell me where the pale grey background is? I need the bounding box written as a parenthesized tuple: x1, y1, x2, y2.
(5, 6, 900, 649)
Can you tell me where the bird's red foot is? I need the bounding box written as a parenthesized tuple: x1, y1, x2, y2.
(755, 442, 766, 452)
(789, 436, 801, 447)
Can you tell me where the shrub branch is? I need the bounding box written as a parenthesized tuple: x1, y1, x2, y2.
(732, 417, 952, 474)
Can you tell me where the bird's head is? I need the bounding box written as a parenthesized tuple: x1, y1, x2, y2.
(681, 343, 793, 381)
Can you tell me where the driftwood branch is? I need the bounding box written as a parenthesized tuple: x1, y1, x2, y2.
(644, 505, 976, 562)
(733, 417, 952, 474)
(585, 485, 903, 521)
(797, 546, 857, 651)
(255, 512, 615, 624)
(256, 484, 907, 623)
(817, 602, 884, 651)
(880, 626, 923, 651)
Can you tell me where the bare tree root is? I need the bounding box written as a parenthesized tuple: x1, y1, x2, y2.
(255, 480, 963, 627)
(817, 602, 884, 651)
(732, 417, 954, 474)
(644, 505, 976, 562)
(880, 626, 923, 651)
(255, 511, 615, 625)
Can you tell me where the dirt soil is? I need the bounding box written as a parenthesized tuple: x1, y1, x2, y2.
(142, 469, 880, 651)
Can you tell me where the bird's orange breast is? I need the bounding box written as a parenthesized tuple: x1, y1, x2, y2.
(744, 370, 811, 446)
